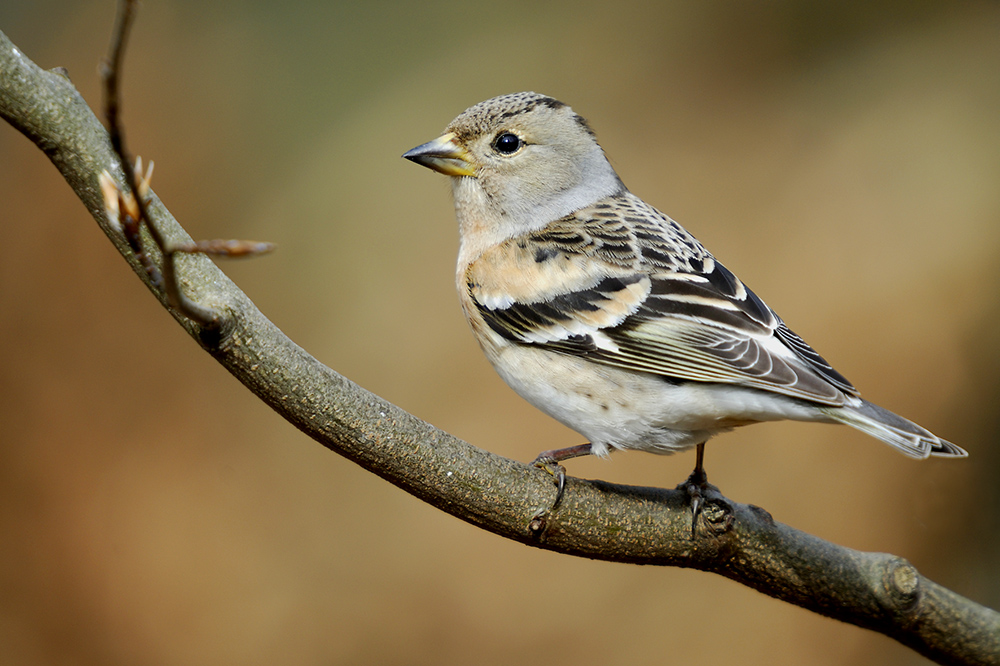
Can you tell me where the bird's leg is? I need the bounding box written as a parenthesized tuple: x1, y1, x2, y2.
(531, 443, 593, 515)
(682, 442, 709, 537)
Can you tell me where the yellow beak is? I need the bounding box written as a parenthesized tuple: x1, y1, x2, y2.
(402, 132, 475, 177)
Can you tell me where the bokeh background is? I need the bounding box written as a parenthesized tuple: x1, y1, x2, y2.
(2, 1, 999, 664)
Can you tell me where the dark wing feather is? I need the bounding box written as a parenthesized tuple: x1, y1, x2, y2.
(469, 192, 858, 406)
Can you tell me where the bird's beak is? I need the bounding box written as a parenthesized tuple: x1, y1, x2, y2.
(402, 132, 476, 177)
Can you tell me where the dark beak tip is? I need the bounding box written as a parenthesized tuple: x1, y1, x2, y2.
(402, 140, 437, 162)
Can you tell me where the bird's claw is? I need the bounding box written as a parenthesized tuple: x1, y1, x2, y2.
(531, 455, 567, 514)
(686, 481, 705, 538)
(680, 466, 710, 539)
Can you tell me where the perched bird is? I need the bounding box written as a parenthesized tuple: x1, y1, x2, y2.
(403, 92, 966, 511)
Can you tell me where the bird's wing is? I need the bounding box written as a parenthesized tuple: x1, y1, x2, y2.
(466, 193, 858, 406)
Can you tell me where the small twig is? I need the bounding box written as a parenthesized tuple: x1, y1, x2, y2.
(172, 239, 277, 257)
(101, 0, 217, 325)
(99, 0, 133, 172)
(99, 1, 163, 288)
(98, 0, 274, 329)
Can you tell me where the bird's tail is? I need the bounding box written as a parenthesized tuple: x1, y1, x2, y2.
(821, 399, 967, 459)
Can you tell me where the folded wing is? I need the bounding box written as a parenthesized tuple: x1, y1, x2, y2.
(468, 194, 859, 407)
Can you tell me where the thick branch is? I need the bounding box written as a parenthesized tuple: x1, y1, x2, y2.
(1, 27, 996, 666)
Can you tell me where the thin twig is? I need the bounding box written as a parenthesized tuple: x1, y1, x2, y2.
(99, 0, 163, 286)
(98, 0, 275, 327)
(172, 239, 277, 257)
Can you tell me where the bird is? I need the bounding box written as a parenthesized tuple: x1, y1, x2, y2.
(403, 91, 966, 517)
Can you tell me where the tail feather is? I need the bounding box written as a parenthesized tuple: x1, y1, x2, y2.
(822, 399, 967, 459)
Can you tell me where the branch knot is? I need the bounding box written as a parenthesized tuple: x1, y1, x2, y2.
(884, 557, 921, 612)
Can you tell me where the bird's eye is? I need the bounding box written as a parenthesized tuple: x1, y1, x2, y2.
(492, 132, 523, 155)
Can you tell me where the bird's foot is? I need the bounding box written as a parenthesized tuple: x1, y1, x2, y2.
(528, 444, 593, 534)
(528, 455, 567, 534)
(680, 465, 710, 539)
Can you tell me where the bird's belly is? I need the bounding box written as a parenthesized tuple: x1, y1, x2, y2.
(489, 346, 720, 456)
(489, 344, 822, 457)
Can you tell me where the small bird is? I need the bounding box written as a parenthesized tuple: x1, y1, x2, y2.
(403, 92, 966, 513)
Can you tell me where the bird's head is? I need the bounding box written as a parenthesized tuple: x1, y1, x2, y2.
(404, 92, 624, 241)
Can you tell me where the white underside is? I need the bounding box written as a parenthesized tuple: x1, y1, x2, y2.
(491, 342, 832, 458)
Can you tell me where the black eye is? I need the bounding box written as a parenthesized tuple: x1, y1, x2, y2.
(492, 132, 522, 155)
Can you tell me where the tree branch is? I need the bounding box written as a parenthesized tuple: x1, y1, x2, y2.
(0, 25, 996, 666)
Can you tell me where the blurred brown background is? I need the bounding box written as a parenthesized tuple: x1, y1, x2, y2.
(2, 1, 998, 664)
